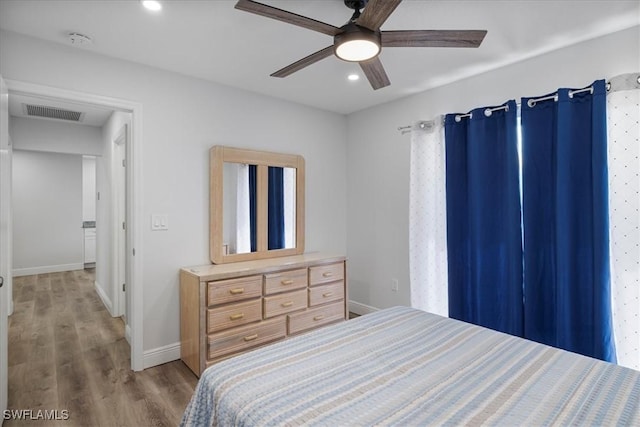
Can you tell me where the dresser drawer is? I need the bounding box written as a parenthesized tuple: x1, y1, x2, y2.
(263, 289, 307, 319)
(309, 281, 344, 306)
(207, 275, 262, 306)
(207, 299, 262, 334)
(309, 262, 344, 286)
(288, 301, 344, 335)
(207, 318, 286, 360)
(264, 268, 308, 295)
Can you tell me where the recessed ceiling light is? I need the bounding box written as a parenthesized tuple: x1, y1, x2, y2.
(348, 74, 360, 81)
(141, 0, 162, 12)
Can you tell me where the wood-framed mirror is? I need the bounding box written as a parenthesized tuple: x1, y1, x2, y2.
(210, 146, 305, 264)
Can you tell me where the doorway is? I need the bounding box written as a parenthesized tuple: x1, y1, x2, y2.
(2, 78, 143, 371)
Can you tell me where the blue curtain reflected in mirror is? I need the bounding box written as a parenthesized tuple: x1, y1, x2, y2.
(226, 164, 295, 254)
(247, 166, 286, 250)
(268, 167, 285, 250)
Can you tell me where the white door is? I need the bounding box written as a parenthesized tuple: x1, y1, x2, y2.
(0, 75, 11, 421)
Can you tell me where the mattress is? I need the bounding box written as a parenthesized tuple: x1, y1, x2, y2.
(181, 306, 640, 426)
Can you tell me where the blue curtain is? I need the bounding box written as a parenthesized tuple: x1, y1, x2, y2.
(521, 80, 615, 362)
(249, 165, 257, 252)
(268, 166, 285, 250)
(444, 100, 524, 336)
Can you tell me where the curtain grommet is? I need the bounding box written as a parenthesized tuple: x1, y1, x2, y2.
(606, 82, 611, 91)
(484, 108, 492, 117)
(455, 115, 461, 122)
(527, 99, 536, 108)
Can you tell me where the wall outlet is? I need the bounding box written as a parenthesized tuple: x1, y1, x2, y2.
(391, 278, 399, 292)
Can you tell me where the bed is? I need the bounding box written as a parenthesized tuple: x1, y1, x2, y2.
(181, 306, 640, 426)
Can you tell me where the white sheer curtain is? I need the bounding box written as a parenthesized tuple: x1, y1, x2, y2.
(607, 73, 640, 371)
(283, 167, 296, 248)
(409, 118, 449, 316)
(236, 164, 251, 254)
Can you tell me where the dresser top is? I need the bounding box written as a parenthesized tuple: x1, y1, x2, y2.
(181, 252, 346, 282)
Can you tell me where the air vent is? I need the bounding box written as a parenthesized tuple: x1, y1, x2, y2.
(23, 104, 84, 122)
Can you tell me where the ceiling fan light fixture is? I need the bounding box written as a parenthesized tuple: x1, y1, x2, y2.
(334, 24, 381, 62)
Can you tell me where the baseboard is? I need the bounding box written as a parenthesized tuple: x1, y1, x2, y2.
(12, 263, 85, 277)
(125, 324, 131, 345)
(143, 342, 181, 369)
(349, 300, 379, 316)
(94, 280, 114, 316)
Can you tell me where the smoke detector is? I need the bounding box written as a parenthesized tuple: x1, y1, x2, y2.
(68, 32, 93, 46)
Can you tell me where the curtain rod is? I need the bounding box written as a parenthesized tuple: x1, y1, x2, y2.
(397, 78, 631, 133)
(397, 73, 640, 134)
(397, 118, 444, 135)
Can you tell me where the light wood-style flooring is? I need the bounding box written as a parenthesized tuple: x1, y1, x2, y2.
(6, 269, 198, 426)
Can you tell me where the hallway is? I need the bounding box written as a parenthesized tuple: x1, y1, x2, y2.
(6, 269, 197, 426)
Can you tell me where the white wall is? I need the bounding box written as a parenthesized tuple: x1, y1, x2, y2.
(12, 149, 83, 275)
(0, 30, 348, 355)
(9, 116, 101, 276)
(82, 156, 96, 221)
(346, 26, 640, 311)
(9, 116, 101, 155)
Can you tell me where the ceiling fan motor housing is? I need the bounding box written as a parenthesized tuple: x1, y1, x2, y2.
(344, 0, 368, 11)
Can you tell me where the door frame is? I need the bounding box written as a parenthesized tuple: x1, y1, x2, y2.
(5, 79, 144, 371)
(112, 125, 127, 319)
(0, 74, 11, 423)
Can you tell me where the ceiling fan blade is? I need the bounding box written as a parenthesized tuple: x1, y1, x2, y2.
(235, 0, 340, 36)
(271, 46, 335, 78)
(359, 57, 390, 90)
(381, 30, 487, 48)
(357, 0, 403, 31)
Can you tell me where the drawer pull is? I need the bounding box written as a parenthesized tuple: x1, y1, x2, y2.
(243, 334, 258, 342)
(281, 279, 294, 285)
(322, 272, 333, 278)
(229, 288, 244, 295)
(229, 313, 244, 321)
(313, 315, 325, 321)
(281, 301, 293, 308)
(322, 292, 334, 298)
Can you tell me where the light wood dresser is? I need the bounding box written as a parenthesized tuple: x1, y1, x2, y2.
(180, 253, 347, 377)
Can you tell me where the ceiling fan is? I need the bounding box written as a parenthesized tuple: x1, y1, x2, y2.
(235, 0, 487, 90)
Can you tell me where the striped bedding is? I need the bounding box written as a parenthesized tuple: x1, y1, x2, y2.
(181, 306, 640, 426)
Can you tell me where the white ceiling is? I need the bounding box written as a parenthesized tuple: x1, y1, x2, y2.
(0, 0, 638, 115)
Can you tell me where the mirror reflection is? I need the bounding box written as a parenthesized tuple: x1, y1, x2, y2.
(223, 163, 296, 255)
(268, 166, 296, 250)
(223, 162, 255, 255)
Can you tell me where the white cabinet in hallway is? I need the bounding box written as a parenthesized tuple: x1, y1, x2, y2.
(84, 225, 96, 264)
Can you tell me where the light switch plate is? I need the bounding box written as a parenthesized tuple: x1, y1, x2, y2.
(151, 214, 168, 231)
